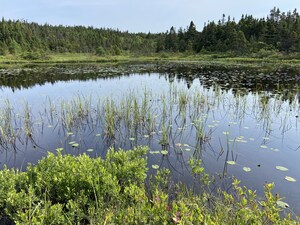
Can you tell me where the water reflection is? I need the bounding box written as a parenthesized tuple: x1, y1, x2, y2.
(0, 64, 299, 213)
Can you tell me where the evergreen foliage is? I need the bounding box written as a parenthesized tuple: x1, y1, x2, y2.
(0, 8, 300, 56)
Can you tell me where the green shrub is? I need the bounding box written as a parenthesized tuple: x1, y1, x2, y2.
(0, 146, 298, 224)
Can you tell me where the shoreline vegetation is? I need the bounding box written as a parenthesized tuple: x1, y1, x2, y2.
(0, 147, 298, 224)
(1, 52, 300, 68)
(1, 7, 300, 67)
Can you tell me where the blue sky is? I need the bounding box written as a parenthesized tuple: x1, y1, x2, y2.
(1, 0, 300, 33)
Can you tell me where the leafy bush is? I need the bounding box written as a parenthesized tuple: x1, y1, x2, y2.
(0, 146, 298, 224)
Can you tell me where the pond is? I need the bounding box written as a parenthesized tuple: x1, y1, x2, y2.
(0, 62, 299, 214)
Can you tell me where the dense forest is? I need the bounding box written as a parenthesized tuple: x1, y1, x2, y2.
(0, 7, 299, 57)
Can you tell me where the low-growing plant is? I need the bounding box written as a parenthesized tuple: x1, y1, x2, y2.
(0, 147, 298, 224)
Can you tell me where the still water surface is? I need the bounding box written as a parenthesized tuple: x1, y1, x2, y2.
(0, 64, 299, 214)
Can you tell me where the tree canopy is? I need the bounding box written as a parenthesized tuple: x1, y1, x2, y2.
(0, 7, 300, 56)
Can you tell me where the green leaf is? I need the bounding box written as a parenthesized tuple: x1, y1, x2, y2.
(161, 150, 168, 155)
(243, 167, 251, 172)
(275, 166, 288, 171)
(129, 137, 135, 141)
(149, 151, 160, 154)
(152, 164, 159, 169)
(226, 161, 236, 165)
(72, 143, 79, 147)
(68, 141, 76, 144)
(285, 176, 296, 182)
(87, 149, 94, 152)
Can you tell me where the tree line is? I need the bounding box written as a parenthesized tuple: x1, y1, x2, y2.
(0, 7, 299, 57)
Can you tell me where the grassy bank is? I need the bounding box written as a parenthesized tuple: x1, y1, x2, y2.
(0, 147, 298, 225)
(1, 52, 300, 68)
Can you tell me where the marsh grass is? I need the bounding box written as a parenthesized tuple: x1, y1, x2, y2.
(0, 82, 298, 156)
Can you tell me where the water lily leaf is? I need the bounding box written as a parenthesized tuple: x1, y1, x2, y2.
(152, 164, 159, 169)
(285, 176, 296, 182)
(277, 200, 289, 208)
(56, 147, 64, 151)
(66, 132, 73, 136)
(129, 137, 135, 141)
(243, 167, 251, 172)
(68, 141, 76, 144)
(149, 150, 160, 154)
(87, 149, 94, 152)
(95, 133, 101, 137)
(223, 131, 229, 135)
(175, 143, 182, 147)
(161, 150, 168, 155)
(72, 143, 79, 147)
(183, 144, 189, 147)
(260, 145, 268, 149)
(226, 161, 236, 165)
(48, 125, 53, 128)
(276, 166, 288, 171)
(185, 148, 191, 151)
(144, 135, 150, 138)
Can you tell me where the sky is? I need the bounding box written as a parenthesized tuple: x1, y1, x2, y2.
(1, 0, 300, 33)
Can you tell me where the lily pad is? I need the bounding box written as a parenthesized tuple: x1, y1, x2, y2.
(285, 176, 296, 182)
(243, 167, 251, 172)
(275, 166, 288, 171)
(277, 200, 289, 208)
(66, 132, 73, 136)
(260, 145, 268, 149)
(68, 141, 76, 144)
(95, 133, 101, 137)
(129, 137, 135, 141)
(161, 150, 168, 155)
(87, 149, 94, 152)
(226, 161, 236, 165)
(149, 150, 160, 154)
(72, 143, 79, 147)
(152, 164, 159, 169)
